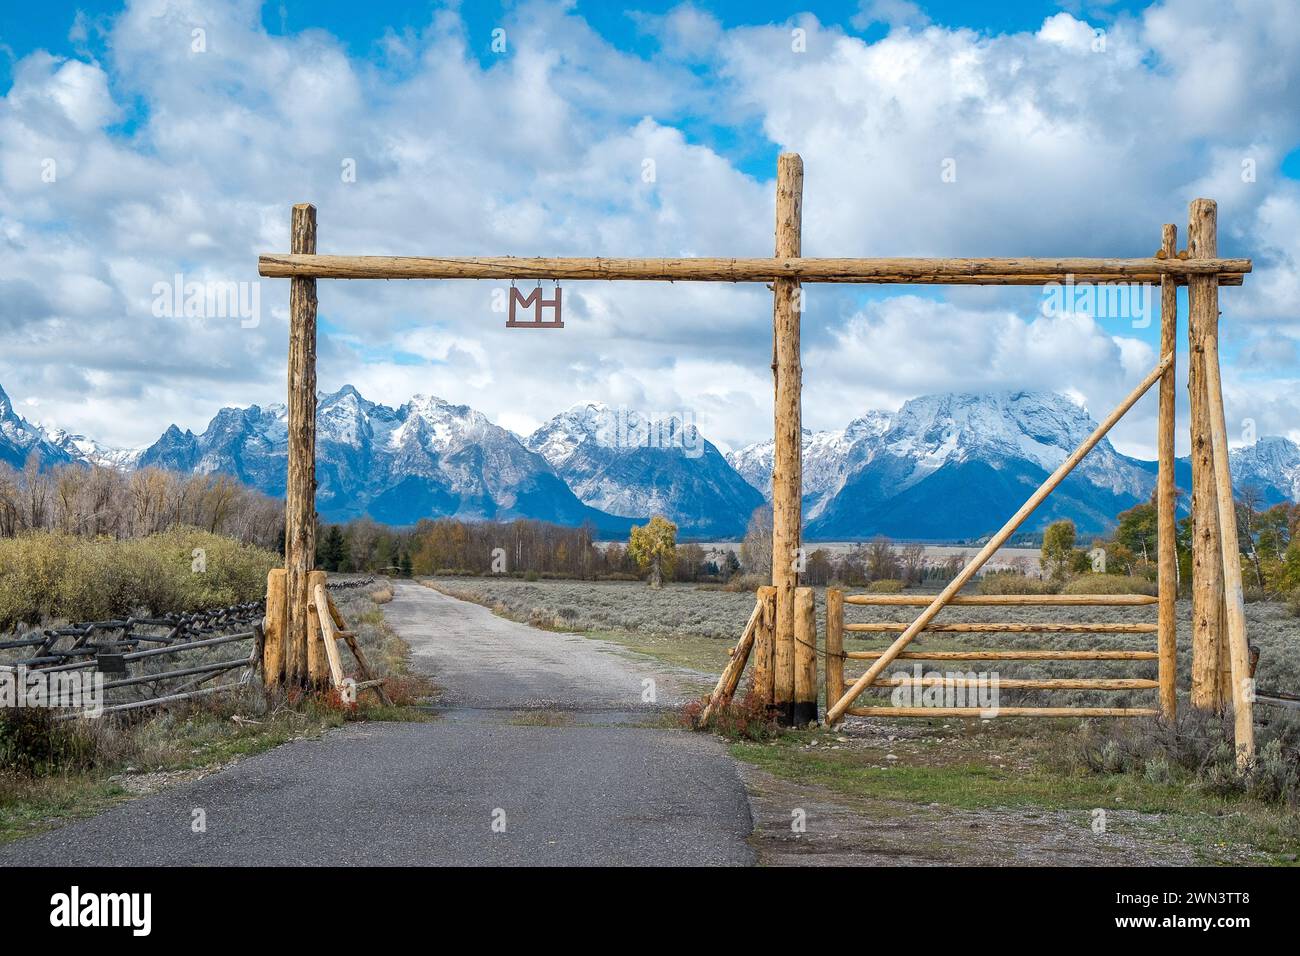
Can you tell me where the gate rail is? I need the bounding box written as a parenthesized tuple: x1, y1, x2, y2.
(825, 590, 1167, 719)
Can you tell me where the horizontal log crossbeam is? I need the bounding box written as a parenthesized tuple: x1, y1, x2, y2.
(258, 255, 1249, 285)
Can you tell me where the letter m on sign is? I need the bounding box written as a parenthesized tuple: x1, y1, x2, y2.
(507, 286, 563, 328)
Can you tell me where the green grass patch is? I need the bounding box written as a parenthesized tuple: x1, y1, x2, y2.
(507, 710, 576, 727)
(581, 628, 731, 675)
(731, 726, 1300, 863)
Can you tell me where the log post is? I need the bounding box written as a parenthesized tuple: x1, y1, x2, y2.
(284, 203, 318, 689)
(1187, 200, 1229, 712)
(752, 585, 777, 714)
(793, 586, 818, 726)
(825, 588, 845, 726)
(1198, 245, 1256, 767)
(771, 153, 804, 726)
(262, 568, 287, 689)
(1157, 224, 1178, 721)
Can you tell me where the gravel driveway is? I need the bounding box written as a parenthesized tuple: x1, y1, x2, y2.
(0, 581, 754, 866)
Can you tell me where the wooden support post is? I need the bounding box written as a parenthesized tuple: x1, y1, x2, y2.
(825, 588, 845, 726)
(305, 569, 329, 689)
(312, 582, 346, 689)
(771, 152, 804, 727)
(699, 599, 765, 726)
(284, 202, 318, 690)
(1187, 200, 1230, 712)
(1157, 223, 1178, 721)
(751, 586, 777, 714)
(825, 354, 1172, 725)
(325, 592, 393, 706)
(793, 587, 818, 726)
(1198, 257, 1256, 767)
(262, 568, 287, 689)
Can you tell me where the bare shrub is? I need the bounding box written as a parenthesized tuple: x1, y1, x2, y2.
(865, 578, 904, 594)
(1060, 573, 1157, 596)
(978, 571, 1057, 595)
(682, 686, 780, 741)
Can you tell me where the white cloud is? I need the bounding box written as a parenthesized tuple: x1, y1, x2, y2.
(0, 0, 1296, 461)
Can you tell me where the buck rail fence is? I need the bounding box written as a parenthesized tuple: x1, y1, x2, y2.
(0, 577, 377, 715)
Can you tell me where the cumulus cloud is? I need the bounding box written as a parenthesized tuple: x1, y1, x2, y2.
(0, 0, 1296, 459)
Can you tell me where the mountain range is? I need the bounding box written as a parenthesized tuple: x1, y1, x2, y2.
(3, 381, 1298, 540)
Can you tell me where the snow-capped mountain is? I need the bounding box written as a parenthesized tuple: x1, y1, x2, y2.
(804, 391, 1164, 539)
(0, 384, 79, 469)
(526, 403, 764, 537)
(42, 428, 142, 470)
(136, 386, 629, 530)
(6, 377, 1298, 540)
(726, 410, 892, 514)
(1230, 436, 1300, 504)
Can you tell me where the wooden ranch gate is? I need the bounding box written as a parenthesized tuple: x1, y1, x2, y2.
(257, 154, 1255, 764)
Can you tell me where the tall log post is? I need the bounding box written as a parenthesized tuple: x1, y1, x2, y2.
(825, 588, 845, 725)
(793, 586, 818, 726)
(284, 203, 318, 689)
(1156, 224, 1178, 721)
(771, 153, 804, 726)
(1187, 200, 1229, 711)
(1197, 229, 1256, 767)
(752, 586, 777, 712)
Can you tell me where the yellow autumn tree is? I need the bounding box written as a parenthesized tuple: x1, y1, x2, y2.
(628, 515, 678, 589)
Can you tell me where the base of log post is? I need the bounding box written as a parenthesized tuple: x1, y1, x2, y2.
(262, 569, 288, 690)
(792, 586, 818, 726)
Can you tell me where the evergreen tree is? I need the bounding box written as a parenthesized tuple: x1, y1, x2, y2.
(321, 525, 346, 571)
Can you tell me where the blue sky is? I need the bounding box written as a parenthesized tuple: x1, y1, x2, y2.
(1, 0, 1297, 457)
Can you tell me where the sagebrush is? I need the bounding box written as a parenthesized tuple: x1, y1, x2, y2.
(0, 528, 278, 629)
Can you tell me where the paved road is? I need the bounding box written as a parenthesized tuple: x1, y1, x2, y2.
(1, 581, 754, 866)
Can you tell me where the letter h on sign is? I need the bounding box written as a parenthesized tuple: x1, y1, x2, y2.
(507, 284, 563, 328)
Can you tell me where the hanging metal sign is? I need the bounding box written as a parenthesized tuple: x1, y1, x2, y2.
(506, 281, 563, 328)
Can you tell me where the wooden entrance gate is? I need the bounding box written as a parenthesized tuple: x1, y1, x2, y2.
(257, 155, 1256, 764)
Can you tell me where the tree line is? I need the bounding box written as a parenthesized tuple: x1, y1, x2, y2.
(312, 507, 971, 589)
(1037, 487, 1300, 599)
(0, 454, 282, 551)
